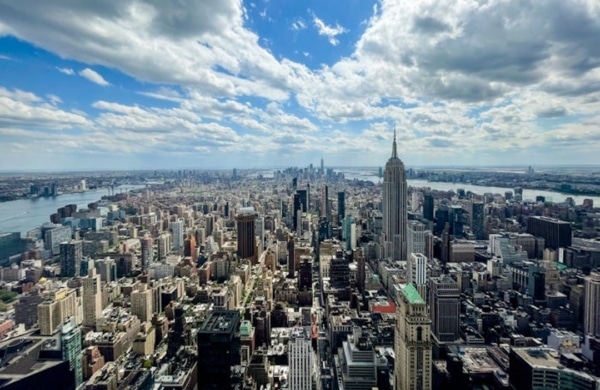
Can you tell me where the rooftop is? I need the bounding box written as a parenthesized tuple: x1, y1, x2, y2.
(401, 283, 425, 304)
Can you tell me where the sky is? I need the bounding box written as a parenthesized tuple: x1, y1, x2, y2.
(0, 0, 599, 171)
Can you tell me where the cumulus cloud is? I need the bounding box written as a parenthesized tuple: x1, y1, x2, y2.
(0, 0, 599, 167)
(79, 68, 110, 86)
(56, 67, 74, 75)
(312, 13, 348, 45)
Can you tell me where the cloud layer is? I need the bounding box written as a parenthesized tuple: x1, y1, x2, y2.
(0, 0, 599, 169)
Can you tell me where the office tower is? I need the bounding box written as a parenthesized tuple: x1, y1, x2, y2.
(140, 237, 152, 271)
(449, 205, 465, 238)
(526, 216, 572, 249)
(298, 258, 312, 290)
(289, 327, 313, 390)
(434, 206, 449, 236)
(429, 275, 460, 343)
(329, 251, 350, 290)
(95, 257, 117, 282)
(470, 201, 485, 240)
(292, 177, 298, 191)
(131, 287, 153, 322)
(287, 234, 295, 278)
(61, 319, 83, 388)
(45, 225, 72, 256)
(412, 191, 419, 213)
(355, 247, 365, 292)
(256, 216, 265, 250)
(157, 233, 171, 260)
(298, 189, 309, 213)
(382, 129, 408, 261)
(395, 284, 431, 390)
(183, 233, 196, 258)
(584, 273, 600, 337)
(423, 194, 434, 221)
(237, 207, 257, 261)
(60, 240, 82, 277)
(171, 220, 184, 254)
(407, 253, 427, 299)
(321, 185, 329, 219)
(293, 193, 302, 231)
(407, 221, 426, 258)
(337, 191, 345, 225)
(197, 310, 240, 390)
(343, 216, 355, 251)
(320, 157, 324, 174)
(82, 268, 101, 328)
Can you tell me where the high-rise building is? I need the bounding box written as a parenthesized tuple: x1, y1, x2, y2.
(237, 207, 257, 261)
(171, 220, 184, 255)
(382, 129, 408, 261)
(423, 194, 434, 221)
(82, 268, 102, 328)
(197, 310, 241, 390)
(407, 221, 426, 258)
(470, 201, 485, 240)
(298, 189, 309, 213)
(321, 185, 329, 220)
(131, 287, 153, 322)
(407, 253, 427, 299)
(526, 216, 572, 249)
(183, 233, 196, 258)
(288, 234, 295, 278)
(289, 326, 313, 390)
(429, 275, 460, 343)
(584, 273, 600, 337)
(140, 237, 153, 270)
(337, 191, 345, 225)
(394, 284, 431, 390)
(355, 248, 365, 292)
(61, 319, 83, 388)
(60, 240, 82, 277)
(157, 233, 171, 260)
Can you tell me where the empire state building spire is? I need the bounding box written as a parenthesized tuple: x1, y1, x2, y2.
(392, 126, 398, 159)
(382, 126, 408, 261)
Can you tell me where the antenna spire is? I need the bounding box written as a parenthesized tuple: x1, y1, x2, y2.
(391, 125, 398, 159)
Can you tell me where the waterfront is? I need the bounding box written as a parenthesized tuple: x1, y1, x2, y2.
(0, 185, 144, 236)
(339, 169, 600, 206)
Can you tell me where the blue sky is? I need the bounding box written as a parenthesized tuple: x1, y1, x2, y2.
(0, 0, 599, 171)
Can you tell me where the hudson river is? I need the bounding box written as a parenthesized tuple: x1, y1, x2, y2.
(0, 185, 144, 236)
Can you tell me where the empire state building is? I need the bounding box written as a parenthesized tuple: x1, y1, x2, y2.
(382, 129, 408, 261)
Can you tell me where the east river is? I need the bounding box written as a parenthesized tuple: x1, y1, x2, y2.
(0, 185, 144, 236)
(340, 169, 600, 206)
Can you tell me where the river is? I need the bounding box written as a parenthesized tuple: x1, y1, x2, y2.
(0, 185, 145, 236)
(339, 169, 600, 206)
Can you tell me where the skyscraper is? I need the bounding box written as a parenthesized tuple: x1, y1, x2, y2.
(60, 240, 82, 277)
(197, 310, 241, 390)
(429, 275, 460, 343)
(395, 284, 431, 390)
(61, 319, 83, 388)
(407, 253, 427, 299)
(289, 326, 313, 390)
(423, 193, 434, 221)
(140, 236, 153, 270)
(470, 201, 485, 240)
(407, 221, 426, 258)
(382, 129, 408, 261)
(584, 273, 600, 337)
(337, 191, 345, 225)
(237, 207, 257, 262)
(288, 234, 295, 278)
(82, 268, 102, 328)
(321, 185, 329, 220)
(171, 220, 184, 255)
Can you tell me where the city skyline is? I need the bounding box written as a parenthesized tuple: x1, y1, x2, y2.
(1, 0, 599, 170)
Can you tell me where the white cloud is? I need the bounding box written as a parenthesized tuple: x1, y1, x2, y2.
(311, 13, 348, 45)
(56, 67, 74, 75)
(291, 19, 306, 31)
(79, 68, 110, 86)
